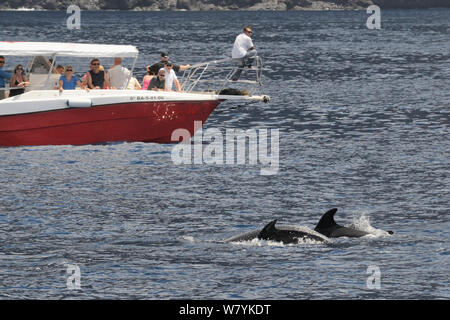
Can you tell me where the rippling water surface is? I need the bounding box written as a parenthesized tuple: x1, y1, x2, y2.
(0, 10, 449, 299)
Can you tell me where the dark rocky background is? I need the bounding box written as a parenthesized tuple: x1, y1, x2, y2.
(1, 0, 449, 10)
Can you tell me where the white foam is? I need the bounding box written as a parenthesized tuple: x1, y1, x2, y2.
(349, 213, 393, 238)
(182, 236, 196, 243)
(230, 235, 330, 247)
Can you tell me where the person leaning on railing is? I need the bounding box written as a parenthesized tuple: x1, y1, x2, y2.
(148, 51, 190, 76)
(161, 61, 182, 92)
(0, 56, 12, 100)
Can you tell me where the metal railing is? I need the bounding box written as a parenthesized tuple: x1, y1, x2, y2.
(179, 56, 265, 97)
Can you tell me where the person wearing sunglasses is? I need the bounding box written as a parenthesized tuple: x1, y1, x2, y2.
(148, 70, 166, 91)
(85, 58, 110, 89)
(231, 26, 257, 81)
(9, 64, 30, 97)
(58, 65, 86, 92)
(148, 51, 190, 77)
(0, 56, 11, 100)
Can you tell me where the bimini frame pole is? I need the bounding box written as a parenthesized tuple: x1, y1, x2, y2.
(43, 53, 56, 90)
(125, 52, 139, 90)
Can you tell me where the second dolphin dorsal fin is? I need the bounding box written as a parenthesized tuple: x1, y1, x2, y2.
(314, 208, 339, 231)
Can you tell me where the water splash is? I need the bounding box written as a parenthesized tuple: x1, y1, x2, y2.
(349, 213, 393, 238)
(229, 236, 329, 247)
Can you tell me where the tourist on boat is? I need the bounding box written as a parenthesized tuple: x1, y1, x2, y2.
(231, 26, 257, 81)
(148, 51, 190, 76)
(58, 65, 84, 92)
(142, 66, 154, 90)
(52, 65, 65, 88)
(86, 58, 110, 89)
(56, 65, 64, 75)
(0, 56, 11, 100)
(108, 57, 131, 89)
(126, 77, 142, 90)
(81, 62, 94, 88)
(147, 69, 165, 91)
(9, 64, 30, 97)
(161, 61, 182, 92)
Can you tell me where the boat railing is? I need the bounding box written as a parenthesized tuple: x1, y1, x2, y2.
(179, 56, 265, 97)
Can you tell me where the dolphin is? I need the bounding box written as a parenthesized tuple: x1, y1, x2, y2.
(224, 220, 331, 244)
(314, 208, 394, 238)
(224, 208, 394, 244)
(258, 220, 330, 244)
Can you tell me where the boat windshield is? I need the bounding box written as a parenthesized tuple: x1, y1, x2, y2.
(28, 56, 57, 74)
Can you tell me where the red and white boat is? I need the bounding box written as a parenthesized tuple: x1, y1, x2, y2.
(0, 42, 269, 147)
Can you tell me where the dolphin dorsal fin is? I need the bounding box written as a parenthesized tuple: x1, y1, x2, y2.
(314, 208, 338, 230)
(258, 220, 278, 240)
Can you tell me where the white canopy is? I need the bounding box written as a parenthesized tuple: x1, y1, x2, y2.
(0, 41, 139, 58)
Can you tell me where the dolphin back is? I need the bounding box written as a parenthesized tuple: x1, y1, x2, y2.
(329, 226, 369, 238)
(258, 220, 331, 244)
(224, 221, 331, 244)
(224, 229, 261, 243)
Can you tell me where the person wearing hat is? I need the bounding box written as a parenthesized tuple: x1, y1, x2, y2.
(160, 61, 182, 92)
(231, 26, 257, 81)
(148, 51, 190, 76)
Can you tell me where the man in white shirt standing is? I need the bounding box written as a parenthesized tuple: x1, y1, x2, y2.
(231, 26, 257, 81)
(108, 57, 131, 89)
(161, 61, 182, 92)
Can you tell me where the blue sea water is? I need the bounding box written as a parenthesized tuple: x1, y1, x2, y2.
(0, 9, 449, 299)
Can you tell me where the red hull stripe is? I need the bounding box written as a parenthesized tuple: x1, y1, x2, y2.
(0, 101, 221, 146)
